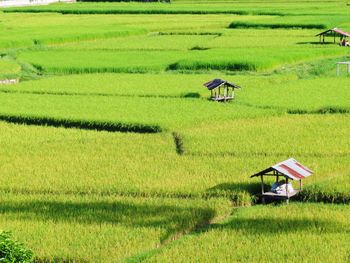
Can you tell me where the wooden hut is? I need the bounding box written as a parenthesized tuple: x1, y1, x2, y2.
(336, 61, 350, 76)
(203, 79, 240, 102)
(316, 28, 350, 44)
(251, 158, 313, 203)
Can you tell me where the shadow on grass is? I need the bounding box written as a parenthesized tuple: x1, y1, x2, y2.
(296, 41, 336, 45)
(204, 182, 262, 206)
(182, 92, 201, 98)
(187, 151, 350, 158)
(203, 217, 344, 235)
(0, 200, 215, 243)
(206, 182, 261, 196)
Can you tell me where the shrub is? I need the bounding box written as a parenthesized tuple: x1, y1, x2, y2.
(0, 231, 33, 263)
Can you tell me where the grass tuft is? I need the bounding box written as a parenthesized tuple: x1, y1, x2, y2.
(172, 132, 185, 155)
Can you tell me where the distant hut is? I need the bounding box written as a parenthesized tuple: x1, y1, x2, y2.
(316, 28, 350, 44)
(203, 79, 240, 102)
(336, 61, 350, 76)
(251, 158, 313, 203)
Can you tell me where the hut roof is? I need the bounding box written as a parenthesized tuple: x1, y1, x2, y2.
(316, 28, 350, 37)
(203, 79, 240, 90)
(251, 158, 313, 181)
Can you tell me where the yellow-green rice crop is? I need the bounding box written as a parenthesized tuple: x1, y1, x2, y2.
(145, 203, 350, 263)
(18, 46, 348, 73)
(0, 1, 349, 261)
(0, 58, 21, 79)
(239, 77, 350, 112)
(5, 1, 350, 16)
(0, 193, 230, 262)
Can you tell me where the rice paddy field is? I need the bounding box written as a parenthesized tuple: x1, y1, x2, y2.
(0, 0, 349, 262)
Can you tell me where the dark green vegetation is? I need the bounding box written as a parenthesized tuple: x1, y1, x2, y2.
(0, 0, 349, 262)
(228, 21, 326, 29)
(0, 232, 33, 263)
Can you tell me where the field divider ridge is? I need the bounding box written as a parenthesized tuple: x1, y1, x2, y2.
(0, 114, 162, 133)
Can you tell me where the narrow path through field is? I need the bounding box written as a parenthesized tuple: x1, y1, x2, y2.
(120, 198, 236, 263)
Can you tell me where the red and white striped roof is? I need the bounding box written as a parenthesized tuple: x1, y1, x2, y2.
(272, 158, 313, 181)
(316, 28, 350, 37)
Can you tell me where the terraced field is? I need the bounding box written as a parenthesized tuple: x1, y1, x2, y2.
(0, 0, 349, 262)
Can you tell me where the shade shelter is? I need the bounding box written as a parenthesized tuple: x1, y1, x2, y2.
(316, 28, 350, 44)
(203, 79, 240, 102)
(336, 62, 350, 76)
(251, 158, 313, 203)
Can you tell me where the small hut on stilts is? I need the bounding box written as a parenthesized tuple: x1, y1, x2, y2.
(316, 28, 350, 44)
(251, 158, 313, 204)
(203, 79, 240, 102)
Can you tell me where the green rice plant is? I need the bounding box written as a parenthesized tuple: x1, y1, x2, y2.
(181, 114, 350, 200)
(167, 47, 348, 72)
(182, 115, 350, 158)
(0, 73, 212, 98)
(0, 114, 162, 133)
(239, 77, 350, 112)
(18, 50, 182, 73)
(4, 1, 350, 16)
(0, 13, 146, 49)
(145, 203, 350, 262)
(0, 91, 275, 131)
(17, 46, 348, 73)
(227, 14, 350, 31)
(0, 72, 293, 98)
(0, 58, 21, 79)
(56, 34, 216, 51)
(0, 193, 230, 262)
(0, 120, 272, 199)
(79, 0, 166, 2)
(0, 2, 349, 261)
(0, 114, 347, 201)
(1, 2, 257, 15)
(229, 21, 326, 30)
(200, 29, 317, 49)
(300, 169, 350, 203)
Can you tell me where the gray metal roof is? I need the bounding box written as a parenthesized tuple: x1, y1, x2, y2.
(203, 79, 240, 90)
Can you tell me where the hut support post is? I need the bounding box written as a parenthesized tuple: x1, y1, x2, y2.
(286, 177, 289, 204)
(260, 175, 265, 204)
(337, 63, 340, 76)
(334, 31, 336, 43)
(299, 180, 302, 190)
(224, 85, 227, 102)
